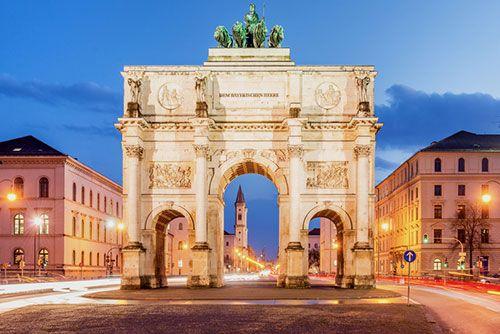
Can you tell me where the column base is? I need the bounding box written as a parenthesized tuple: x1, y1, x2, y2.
(121, 243, 146, 290)
(352, 244, 375, 289)
(188, 242, 212, 288)
(285, 275, 309, 288)
(335, 275, 354, 289)
(353, 275, 375, 289)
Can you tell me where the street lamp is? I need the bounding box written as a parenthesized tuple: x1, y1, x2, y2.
(33, 216, 42, 276)
(377, 222, 389, 276)
(0, 179, 17, 202)
(481, 193, 491, 204)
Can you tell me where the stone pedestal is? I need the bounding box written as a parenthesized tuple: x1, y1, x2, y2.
(284, 242, 309, 288)
(353, 243, 375, 289)
(121, 243, 145, 290)
(187, 243, 212, 288)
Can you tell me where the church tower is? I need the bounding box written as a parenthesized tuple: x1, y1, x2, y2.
(234, 185, 248, 249)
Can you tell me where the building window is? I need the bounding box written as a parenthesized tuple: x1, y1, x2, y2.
(116, 202, 119, 217)
(97, 223, 101, 241)
(81, 187, 85, 204)
(457, 229, 465, 243)
(433, 205, 442, 219)
(238, 214, 242, 220)
(97, 252, 100, 266)
(433, 259, 442, 270)
(457, 158, 465, 172)
(178, 222, 183, 230)
(482, 205, 489, 219)
(226, 242, 229, 246)
(433, 229, 442, 243)
(72, 217, 77, 236)
(481, 229, 489, 243)
(104, 225, 107, 242)
(39, 213, 49, 234)
(81, 251, 84, 266)
(72, 182, 77, 201)
(14, 177, 24, 198)
(481, 184, 489, 195)
(104, 196, 107, 213)
(481, 158, 489, 172)
(178, 241, 184, 250)
(13, 213, 25, 235)
(89, 220, 93, 240)
(81, 219, 85, 238)
(457, 205, 466, 219)
(97, 193, 101, 211)
(89, 190, 93, 208)
(13, 248, 24, 265)
(72, 250, 76, 265)
(434, 185, 442, 196)
(457, 185, 465, 196)
(38, 249, 49, 267)
(89, 252, 93, 266)
(434, 158, 442, 172)
(39, 177, 49, 198)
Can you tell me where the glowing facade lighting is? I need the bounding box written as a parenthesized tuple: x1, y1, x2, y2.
(106, 220, 115, 229)
(7, 192, 16, 201)
(117, 222, 125, 230)
(381, 222, 389, 231)
(482, 193, 491, 204)
(34, 217, 42, 226)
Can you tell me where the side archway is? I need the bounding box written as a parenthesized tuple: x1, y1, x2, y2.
(143, 202, 194, 231)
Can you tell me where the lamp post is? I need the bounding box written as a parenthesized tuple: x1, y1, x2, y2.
(378, 222, 389, 276)
(33, 216, 42, 277)
(0, 179, 17, 202)
(105, 220, 124, 276)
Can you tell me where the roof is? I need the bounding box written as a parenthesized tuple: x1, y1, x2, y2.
(235, 185, 246, 204)
(224, 230, 234, 235)
(309, 228, 320, 236)
(420, 131, 500, 152)
(0, 135, 66, 156)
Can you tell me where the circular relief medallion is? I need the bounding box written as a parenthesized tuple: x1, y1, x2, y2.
(158, 83, 183, 110)
(315, 82, 341, 110)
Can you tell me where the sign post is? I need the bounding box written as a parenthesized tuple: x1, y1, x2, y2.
(403, 250, 416, 306)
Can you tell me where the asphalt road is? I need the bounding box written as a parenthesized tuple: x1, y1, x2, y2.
(379, 283, 500, 334)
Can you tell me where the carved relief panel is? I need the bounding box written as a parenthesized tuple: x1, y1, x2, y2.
(306, 161, 349, 189)
(148, 162, 193, 189)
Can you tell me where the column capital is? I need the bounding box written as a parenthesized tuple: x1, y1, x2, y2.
(287, 144, 304, 159)
(354, 145, 371, 158)
(193, 144, 210, 158)
(124, 145, 144, 160)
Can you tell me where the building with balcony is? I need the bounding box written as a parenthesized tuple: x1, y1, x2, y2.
(375, 131, 500, 276)
(0, 136, 123, 278)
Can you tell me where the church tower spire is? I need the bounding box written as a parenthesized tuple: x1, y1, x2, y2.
(234, 185, 248, 250)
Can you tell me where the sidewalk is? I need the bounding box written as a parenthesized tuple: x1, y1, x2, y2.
(0, 278, 120, 297)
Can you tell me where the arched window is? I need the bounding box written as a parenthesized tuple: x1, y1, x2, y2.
(72, 217, 77, 236)
(116, 202, 119, 217)
(89, 190, 93, 208)
(72, 183, 77, 201)
(178, 241, 184, 250)
(434, 158, 442, 172)
(104, 196, 107, 212)
(458, 158, 465, 172)
(433, 258, 442, 270)
(97, 193, 101, 211)
(39, 177, 49, 198)
(13, 213, 24, 235)
(39, 213, 49, 234)
(14, 177, 24, 198)
(482, 158, 489, 172)
(81, 219, 85, 238)
(72, 250, 76, 265)
(38, 249, 49, 267)
(13, 248, 24, 265)
(97, 252, 100, 266)
(81, 186, 85, 204)
(178, 222, 183, 230)
(89, 251, 93, 266)
(81, 251, 85, 266)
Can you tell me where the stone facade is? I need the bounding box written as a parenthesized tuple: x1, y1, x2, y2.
(375, 131, 500, 276)
(116, 48, 381, 289)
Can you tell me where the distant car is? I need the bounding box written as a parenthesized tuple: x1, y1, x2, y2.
(480, 273, 500, 284)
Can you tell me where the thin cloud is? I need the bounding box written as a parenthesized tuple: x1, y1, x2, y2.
(0, 74, 121, 113)
(63, 124, 119, 138)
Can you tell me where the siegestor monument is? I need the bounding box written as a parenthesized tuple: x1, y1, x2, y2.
(116, 4, 382, 289)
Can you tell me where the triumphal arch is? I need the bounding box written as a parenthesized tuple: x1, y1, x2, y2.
(116, 9, 381, 289)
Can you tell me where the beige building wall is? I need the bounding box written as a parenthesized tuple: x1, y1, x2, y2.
(375, 135, 500, 276)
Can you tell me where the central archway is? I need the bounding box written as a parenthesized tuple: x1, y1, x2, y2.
(210, 156, 289, 286)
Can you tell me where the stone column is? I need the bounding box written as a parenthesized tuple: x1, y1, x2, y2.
(188, 118, 213, 288)
(353, 144, 375, 288)
(284, 118, 308, 288)
(354, 145, 371, 247)
(122, 144, 145, 289)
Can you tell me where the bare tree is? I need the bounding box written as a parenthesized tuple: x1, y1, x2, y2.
(451, 203, 490, 274)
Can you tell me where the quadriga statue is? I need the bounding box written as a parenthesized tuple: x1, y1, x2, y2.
(269, 25, 284, 48)
(232, 21, 246, 48)
(253, 20, 267, 48)
(214, 26, 233, 48)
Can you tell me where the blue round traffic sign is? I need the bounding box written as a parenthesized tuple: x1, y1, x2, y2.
(403, 250, 416, 263)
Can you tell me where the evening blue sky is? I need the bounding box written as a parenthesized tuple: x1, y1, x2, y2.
(1, 1, 499, 257)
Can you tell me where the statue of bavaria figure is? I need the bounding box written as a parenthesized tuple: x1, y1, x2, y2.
(244, 3, 260, 47)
